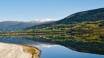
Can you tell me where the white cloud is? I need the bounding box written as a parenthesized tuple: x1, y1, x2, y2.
(0, 18, 59, 22)
(33, 18, 58, 22)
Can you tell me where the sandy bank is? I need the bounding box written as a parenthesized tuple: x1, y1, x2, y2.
(0, 42, 40, 58)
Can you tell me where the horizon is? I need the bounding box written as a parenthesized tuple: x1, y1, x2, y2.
(0, 0, 104, 22)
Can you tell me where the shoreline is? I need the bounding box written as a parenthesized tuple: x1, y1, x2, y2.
(0, 42, 40, 58)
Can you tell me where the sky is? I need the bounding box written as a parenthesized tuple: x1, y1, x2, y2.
(0, 0, 104, 22)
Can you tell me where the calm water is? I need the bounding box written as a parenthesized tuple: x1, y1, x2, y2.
(0, 37, 104, 58)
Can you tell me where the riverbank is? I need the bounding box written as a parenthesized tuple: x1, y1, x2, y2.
(0, 42, 40, 58)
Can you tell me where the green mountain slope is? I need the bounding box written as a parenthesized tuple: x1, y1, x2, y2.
(23, 8, 104, 55)
(25, 8, 104, 43)
(57, 8, 104, 24)
(28, 8, 104, 29)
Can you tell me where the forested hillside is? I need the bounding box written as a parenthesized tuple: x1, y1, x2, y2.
(25, 8, 104, 43)
(28, 8, 104, 29)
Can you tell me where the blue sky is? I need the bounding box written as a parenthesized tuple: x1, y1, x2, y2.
(0, 0, 104, 22)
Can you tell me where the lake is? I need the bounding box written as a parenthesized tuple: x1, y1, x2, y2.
(0, 36, 104, 58)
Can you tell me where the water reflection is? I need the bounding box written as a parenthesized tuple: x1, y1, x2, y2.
(0, 36, 104, 58)
(26, 36, 104, 55)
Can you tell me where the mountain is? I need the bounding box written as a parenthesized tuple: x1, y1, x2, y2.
(57, 8, 104, 24)
(24, 8, 104, 55)
(0, 21, 41, 31)
(28, 8, 104, 29)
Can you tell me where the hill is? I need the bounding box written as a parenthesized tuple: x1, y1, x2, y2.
(28, 8, 104, 29)
(57, 8, 104, 24)
(0, 21, 42, 31)
(25, 8, 104, 43)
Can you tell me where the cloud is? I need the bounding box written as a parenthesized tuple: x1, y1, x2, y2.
(34, 18, 58, 22)
(0, 18, 59, 22)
